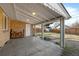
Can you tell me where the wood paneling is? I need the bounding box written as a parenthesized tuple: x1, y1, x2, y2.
(10, 20, 26, 39)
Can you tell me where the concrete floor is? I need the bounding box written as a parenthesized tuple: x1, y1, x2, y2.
(0, 37, 62, 56)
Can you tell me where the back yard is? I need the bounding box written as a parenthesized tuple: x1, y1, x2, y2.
(37, 32, 79, 56)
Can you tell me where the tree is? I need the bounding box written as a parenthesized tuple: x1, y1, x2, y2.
(71, 21, 79, 28)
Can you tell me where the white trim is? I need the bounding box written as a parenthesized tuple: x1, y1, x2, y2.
(43, 3, 71, 19)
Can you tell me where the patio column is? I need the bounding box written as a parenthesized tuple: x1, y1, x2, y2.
(30, 24, 33, 36)
(34, 25, 36, 36)
(60, 18, 65, 48)
(41, 23, 44, 39)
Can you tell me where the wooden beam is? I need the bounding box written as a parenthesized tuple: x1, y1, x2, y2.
(34, 16, 62, 25)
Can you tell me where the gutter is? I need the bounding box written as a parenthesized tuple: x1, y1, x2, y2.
(60, 3, 71, 19)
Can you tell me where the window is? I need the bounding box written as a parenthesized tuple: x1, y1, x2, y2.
(0, 7, 9, 31)
(3, 15, 9, 31)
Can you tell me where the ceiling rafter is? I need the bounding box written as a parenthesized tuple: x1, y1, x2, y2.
(42, 3, 57, 18)
(16, 11, 38, 24)
(34, 16, 63, 25)
(28, 3, 57, 22)
(12, 4, 63, 25)
(15, 4, 50, 21)
(17, 11, 42, 24)
(21, 4, 50, 21)
(14, 6, 43, 23)
(43, 3, 62, 17)
(14, 4, 57, 24)
(13, 6, 41, 23)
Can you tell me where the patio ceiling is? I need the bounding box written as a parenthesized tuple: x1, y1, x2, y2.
(0, 3, 71, 24)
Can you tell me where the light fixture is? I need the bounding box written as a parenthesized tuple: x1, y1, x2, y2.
(32, 12, 36, 16)
(26, 19, 29, 21)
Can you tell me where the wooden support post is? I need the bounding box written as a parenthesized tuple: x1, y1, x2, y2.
(34, 25, 36, 36)
(60, 18, 65, 48)
(41, 23, 44, 39)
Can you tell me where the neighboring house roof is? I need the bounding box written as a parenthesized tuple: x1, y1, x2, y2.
(45, 22, 71, 29)
(56, 25, 71, 29)
(0, 3, 71, 25)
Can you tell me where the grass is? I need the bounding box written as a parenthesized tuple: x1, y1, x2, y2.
(37, 32, 60, 38)
(61, 46, 79, 56)
(37, 32, 79, 40)
(37, 32, 79, 56)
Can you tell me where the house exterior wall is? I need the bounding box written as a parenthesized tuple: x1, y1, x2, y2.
(0, 8, 10, 47)
(10, 19, 26, 38)
(0, 7, 27, 47)
(0, 31, 10, 47)
(0, 6, 33, 47)
(10, 20, 26, 30)
(0, 7, 4, 29)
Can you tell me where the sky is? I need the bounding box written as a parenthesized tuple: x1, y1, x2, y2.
(49, 3, 79, 28)
(64, 3, 79, 26)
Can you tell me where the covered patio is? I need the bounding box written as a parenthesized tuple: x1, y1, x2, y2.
(0, 3, 71, 55)
(0, 37, 62, 56)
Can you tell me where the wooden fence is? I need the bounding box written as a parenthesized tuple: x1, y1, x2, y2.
(51, 28, 79, 35)
(33, 27, 79, 35)
(65, 28, 79, 35)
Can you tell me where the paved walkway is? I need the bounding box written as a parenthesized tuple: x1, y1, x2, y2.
(0, 37, 62, 56)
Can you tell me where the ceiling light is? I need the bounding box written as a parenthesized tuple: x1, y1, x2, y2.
(32, 12, 36, 16)
(26, 19, 29, 21)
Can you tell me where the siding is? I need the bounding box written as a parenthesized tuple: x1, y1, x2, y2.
(0, 7, 10, 47)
